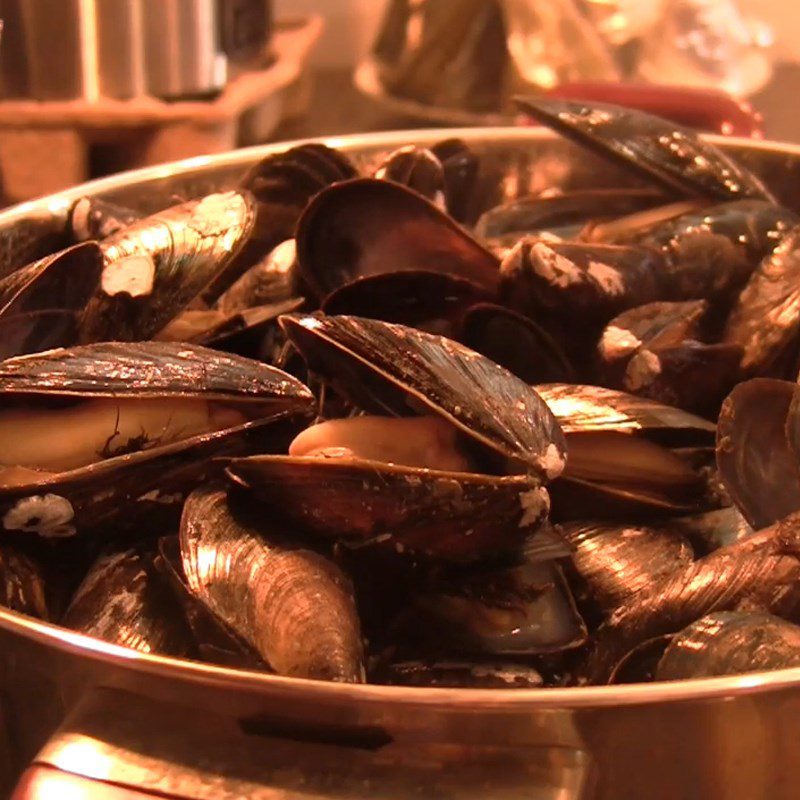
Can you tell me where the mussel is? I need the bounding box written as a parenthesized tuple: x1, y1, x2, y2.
(537, 383, 713, 517)
(716, 378, 800, 530)
(585, 510, 800, 683)
(0, 342, 313, 535)
(515, 97, 777, 203)
(179, 486, 365, 682)
(7, 124, 800, 691)
(295, 179, 500, 301)
(560, 521, 693, 612)
(63, 545, 191, 655)
(228, 313, 566, 561)
(655, 611, 800, 680)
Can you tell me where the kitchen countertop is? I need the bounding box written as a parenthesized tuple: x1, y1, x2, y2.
(272, 64, 800, 143)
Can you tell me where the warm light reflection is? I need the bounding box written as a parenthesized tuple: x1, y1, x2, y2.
(51, 736, 115, 781)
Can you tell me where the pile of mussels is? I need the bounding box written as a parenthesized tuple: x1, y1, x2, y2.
(3, 98, 800, 688)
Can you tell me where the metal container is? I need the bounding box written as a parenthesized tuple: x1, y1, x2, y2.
(2, 128, 800, 800)
(0, 0, 270, 101)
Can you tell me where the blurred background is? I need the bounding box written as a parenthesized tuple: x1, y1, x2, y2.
(0, 0, 798, 202)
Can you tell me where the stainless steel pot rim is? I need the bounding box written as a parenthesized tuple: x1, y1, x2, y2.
(2, 126, 800, 708)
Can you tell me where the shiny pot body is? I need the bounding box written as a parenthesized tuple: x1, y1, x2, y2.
(3, 129, 800, 799)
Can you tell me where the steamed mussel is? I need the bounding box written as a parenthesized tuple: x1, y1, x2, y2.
(4, 105, 800, 690)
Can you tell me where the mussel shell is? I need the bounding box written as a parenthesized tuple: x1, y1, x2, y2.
(240, 143, 357, 206)
(621, 342, 742, 418)
(0, 411, 306, 537)
(459, 303, 575, 385)
(669, 506, 754, 556)
(374, 660, 544, 689)
(295, 179, 500, 301)
(584, 513, 800, 683)
(550, 473, 705, 521)
(655, 611, 800, 680)
(0, 242, 103, 319)
(0, 310, 81, 361)
(0, 341, 314, 410)
(625, 200, 798, 302)
(154, 535, 267, 669)
(215, 239, 298, 314)
(0, 544, 49, 618)
(534, 383, 715, 444)
(498, 238, 665, 333)
(179, 486, 365, 682)
(560, 521, 693, 612)
(63, 546, 191, 656)
(429, 138, 479, 223)
(321, 271, 490, 336)
(227, 455, 548, 562)
(410, 560, 587, 654)
(474, 189, 666, 242)
(374, 145, 447, 208)
(514, 97, 776, 203)
(69, 196, 141, 242)
(80, 191, 258, 342)
(281, 314, 567, 479)
(716, 379, 800, 530)
(723, 225, 800, 377)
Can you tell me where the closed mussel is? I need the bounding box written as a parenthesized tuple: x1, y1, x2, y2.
(179, 486, 365, 682)
(655, 611, 800, 680)
(63, 544, 191, 656)
(584, 511, 800, 683)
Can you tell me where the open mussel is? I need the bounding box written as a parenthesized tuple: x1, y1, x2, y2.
(180, 486, 364, 682)
(0, 342, 313, 536)
(537, 383, 713, 518)
(655, 611, 800, 680)
(228, 313, 565, 561)
(295, 179, 499, 302)
(515, 97, 777, 203)
(63, 544, 191, 655)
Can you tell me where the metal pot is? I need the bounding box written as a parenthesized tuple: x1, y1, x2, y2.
(3, 128, 800, 800)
